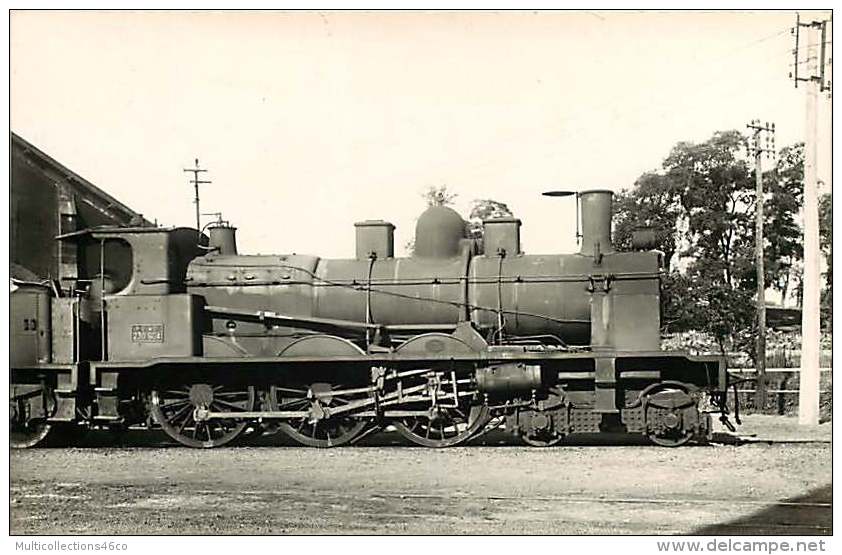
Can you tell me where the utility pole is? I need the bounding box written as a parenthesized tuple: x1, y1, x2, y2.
(746, 119, 775, 410)
(790, 14, 831, 425)
(183, 159, 211, 242)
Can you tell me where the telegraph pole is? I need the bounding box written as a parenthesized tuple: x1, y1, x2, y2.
(746, 120, 775, 410)
(791, 14, 831, 425)
(183, 159, 211, 242)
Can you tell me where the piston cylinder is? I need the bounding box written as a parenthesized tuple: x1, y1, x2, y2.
(476, 363, 542, 394)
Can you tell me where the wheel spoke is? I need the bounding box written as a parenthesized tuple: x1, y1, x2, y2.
(213, 398, 249, 411)
(164, 390, 190, 397)
(272, 387, 308, 395)
(166, 404, 192, 425)
(177, 412, 192, 434)
(161, 399, 190, 410)
(214, 392, 249, 400)
(276, 398, 308, 409)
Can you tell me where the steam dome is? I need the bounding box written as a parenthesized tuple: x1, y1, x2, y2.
(414, 206, 466, 258)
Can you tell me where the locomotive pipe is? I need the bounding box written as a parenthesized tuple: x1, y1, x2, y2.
(579, 189, 614, 255)
(208, 224, 238, 255)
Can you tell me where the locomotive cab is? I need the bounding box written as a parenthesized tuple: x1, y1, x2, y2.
(51, 226, 208, 362)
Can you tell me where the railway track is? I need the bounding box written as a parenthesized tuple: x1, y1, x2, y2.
(39, 424, 833, 448)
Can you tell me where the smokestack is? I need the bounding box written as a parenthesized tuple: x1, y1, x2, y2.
(208, 223, 238, 255)
(579, 190, 614, 255)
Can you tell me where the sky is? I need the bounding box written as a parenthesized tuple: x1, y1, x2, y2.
(10, 10, 832, 258)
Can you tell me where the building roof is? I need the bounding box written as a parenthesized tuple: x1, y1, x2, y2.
(10, 131, 152, 226)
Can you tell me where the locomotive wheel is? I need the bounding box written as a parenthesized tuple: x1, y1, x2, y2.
(648, 428, 693, 448)
(10, 387, 57, 449)
(272, 335, 372, 448)
(391, 334, 490, 448)
(271, 384, 367, 448)
(10, 421, 88, 449)
(392, 404, 491, 448)
(150, 384, 255, 448)
(644, 385, 696, 448)
(10, 420, 53, 449)
(521, 432, 565, 447)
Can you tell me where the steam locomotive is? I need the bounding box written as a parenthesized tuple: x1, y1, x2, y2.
(10, 190, 736, 448)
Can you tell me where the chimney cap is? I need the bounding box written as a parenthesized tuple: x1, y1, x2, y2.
(542, 190, 576, 197)
(354, 219, 395, 229)
(482, 217, 522, 225)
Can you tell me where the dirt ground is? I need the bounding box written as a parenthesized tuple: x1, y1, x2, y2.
(10, 415, 832, 536)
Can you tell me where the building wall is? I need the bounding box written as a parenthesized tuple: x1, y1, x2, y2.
(10, 132, 151, 280)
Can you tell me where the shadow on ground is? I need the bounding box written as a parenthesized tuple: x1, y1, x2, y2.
(692, 484, 832, 536)
(50, 427, 698, 448)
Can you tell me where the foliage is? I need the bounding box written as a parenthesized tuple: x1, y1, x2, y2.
(613, 172, 683, 267)
(764, 144, 804, 303)
(820, 192, 832, 329)
(422, 185, 458, 207)
(661, 130, 755, 290)
(466, 199, 514, 245)
(614, 130, 805, 357)
(614, 131, 831, 356)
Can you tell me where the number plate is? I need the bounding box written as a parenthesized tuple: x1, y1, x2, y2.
(131, 324, 164, 343)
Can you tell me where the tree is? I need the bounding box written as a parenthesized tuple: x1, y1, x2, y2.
(614, 131, 762, 354)
(467, 199, 514, 247)
(661, 130, 755, 291)
(763, 143, 804, 304)
(819, 191, 832, 329)
(614, 131, 817, 358)
(613, 172, 683, 268)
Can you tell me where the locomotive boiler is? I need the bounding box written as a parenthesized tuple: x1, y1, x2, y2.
(10, 190, 735, 449)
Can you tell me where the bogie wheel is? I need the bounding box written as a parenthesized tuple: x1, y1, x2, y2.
(10, 420, 88, 449)
(150, 383, 255, 448)
(10, 420, 53, 449)
(521, 432, 565, 447)
(10, 388, 58, 449)
(271, 384, 368, 448)
(649, 430, 693, 448)
(644, 384, 697, 448)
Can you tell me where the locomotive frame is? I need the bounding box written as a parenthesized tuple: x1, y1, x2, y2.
(10, 190, 737, 449)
